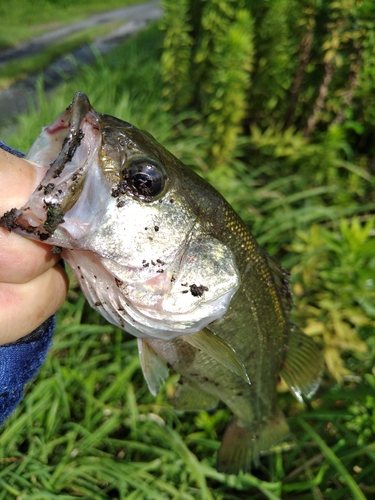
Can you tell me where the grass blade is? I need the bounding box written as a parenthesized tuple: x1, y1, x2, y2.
(297, 419, 367, 500)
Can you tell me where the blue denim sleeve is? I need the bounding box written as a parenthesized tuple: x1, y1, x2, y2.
(0, 141, 56, 425)
(0, 317, 55, 425)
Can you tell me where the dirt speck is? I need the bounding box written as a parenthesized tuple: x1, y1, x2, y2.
(43, 183, 55, 195)
(189, 284, 209, 297)
(0, 208, 18, 231)
(111, 179, 129, 198)
(43, 203, 65, 234)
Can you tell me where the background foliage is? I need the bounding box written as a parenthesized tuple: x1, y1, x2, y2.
(161, 0, 375, 382)
(1, 0, 375, 497)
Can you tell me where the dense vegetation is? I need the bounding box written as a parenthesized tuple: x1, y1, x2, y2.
(1, 0, 374, 498)
(161, 0, 375, 383)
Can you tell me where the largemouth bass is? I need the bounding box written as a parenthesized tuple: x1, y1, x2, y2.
(0, 93, 323, 473)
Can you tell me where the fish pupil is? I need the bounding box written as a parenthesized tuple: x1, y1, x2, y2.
(125, 161, 165, 198)
(132, 172, 153, 193)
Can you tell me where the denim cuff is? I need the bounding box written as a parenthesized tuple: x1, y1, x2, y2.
(0, 141, 25, 158)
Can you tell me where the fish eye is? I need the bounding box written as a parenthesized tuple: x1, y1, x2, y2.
(124, 160, 166, 199)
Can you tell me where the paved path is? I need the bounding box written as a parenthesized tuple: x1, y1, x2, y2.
(0, 1, 162, 131)
(0, 2, 161, 65)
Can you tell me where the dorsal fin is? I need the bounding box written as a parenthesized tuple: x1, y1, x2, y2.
(266, 253, 293, 315)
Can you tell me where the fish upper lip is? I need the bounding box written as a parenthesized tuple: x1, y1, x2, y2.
(44, 93, 98, 180)
(45, 92, 99, 137)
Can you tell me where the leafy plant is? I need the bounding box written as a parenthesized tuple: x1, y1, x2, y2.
(200, 7, 254, 163)
(346, 373, 375, 446)
(161, 0, 194, 112)
(161, 0, 254, 164)
(289, 218, 375, 380)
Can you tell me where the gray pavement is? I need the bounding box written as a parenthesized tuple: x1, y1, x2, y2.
(0, 1, 162, 131)
(0, 2, 161, 65)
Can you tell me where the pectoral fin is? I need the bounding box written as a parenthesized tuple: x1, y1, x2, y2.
(280, 324, 324, 402)
(138, 338, 169, 396)
(174, 377, 219, 411)
(182, 328, 250, 384)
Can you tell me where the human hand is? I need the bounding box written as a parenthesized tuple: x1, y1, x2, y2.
(0, 148, 68, 345)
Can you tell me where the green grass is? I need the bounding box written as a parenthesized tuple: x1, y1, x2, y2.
(0, 0, 144, 51)
(1, 292, 374, 498)
(1, 22, 374, 499)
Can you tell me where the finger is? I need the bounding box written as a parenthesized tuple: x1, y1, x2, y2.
(0, 263, 69, 345)
(0, 227, 61, 283)
(0, 149, 58, 282)
(0, 149, 47, 211)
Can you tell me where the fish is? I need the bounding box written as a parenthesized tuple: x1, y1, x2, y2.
(0, 92, 324, 474)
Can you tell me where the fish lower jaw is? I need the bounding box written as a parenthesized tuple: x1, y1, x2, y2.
(64, 248, 230, 341)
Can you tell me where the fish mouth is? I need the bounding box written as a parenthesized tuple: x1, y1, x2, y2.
(2, 92, 103, 243)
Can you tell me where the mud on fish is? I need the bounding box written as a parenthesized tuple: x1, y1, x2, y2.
(0, 92, 324, 474)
